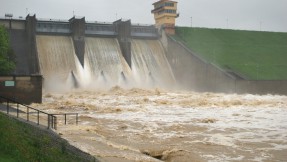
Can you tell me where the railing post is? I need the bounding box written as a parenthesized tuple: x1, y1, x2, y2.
(37, 111, 40, 125)
(27, 107, 29, 121)
(0, 97, 80, 129)
(17, 103, 19, 118)
(47, 114, 50, 129)
(7, 100, 9, 114)
(52, 115, 54, 129)
(54, 116, 57, 130)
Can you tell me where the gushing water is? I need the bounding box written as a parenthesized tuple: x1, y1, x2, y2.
(84, 37, 131, 88)
(131, 39, 176, 88)
(37, 36, 176, 91)
(36, 35, 83, 91)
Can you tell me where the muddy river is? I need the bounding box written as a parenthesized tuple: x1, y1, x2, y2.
(32, 87, 287, 162)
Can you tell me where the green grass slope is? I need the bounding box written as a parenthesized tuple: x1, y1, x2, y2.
(0, 113, 93, 162)
(174, 27, 287, 80)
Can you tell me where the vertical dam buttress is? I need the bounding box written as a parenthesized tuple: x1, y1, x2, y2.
(70, 17, 85, 68)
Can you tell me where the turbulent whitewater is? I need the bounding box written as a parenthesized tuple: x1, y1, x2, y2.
(32, 88, 287, 162)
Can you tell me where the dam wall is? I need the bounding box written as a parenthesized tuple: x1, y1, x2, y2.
(2, 15, 285, 94)
(0, 75, 42, 104)
(26, 15, 39, 74)
(1, 15, 170, 89)
(1, 15, 159, 76)
(165, 34, 287, 95)
(8, 29, 29, 74)
(1, 16, 39, 75)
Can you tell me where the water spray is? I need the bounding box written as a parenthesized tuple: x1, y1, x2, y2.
(100, 70, 107, 83)
(121, 71, 127, 82)
(71, 71, 79, 88)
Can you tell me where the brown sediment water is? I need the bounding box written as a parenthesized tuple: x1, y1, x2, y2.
(32, 87, 287, 162)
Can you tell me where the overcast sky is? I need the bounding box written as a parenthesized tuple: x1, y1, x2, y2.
(1, 0, 287, 32)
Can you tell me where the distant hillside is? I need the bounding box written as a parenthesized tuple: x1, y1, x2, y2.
(174, 27, 287, 80)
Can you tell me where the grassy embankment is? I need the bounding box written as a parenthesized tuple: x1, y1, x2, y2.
(174, 27, 287, 80)
(0, 113, 92, 162)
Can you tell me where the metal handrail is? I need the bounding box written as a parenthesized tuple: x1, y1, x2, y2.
(0, 96, 78, 130)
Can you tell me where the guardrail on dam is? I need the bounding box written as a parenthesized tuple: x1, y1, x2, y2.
(0, 14, 159, 74)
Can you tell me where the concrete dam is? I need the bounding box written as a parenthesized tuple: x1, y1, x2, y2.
(1, 15, 175, 90)
(2, 15, 287, 94)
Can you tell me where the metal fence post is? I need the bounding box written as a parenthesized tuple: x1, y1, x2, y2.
(37, 111, 40, 125)
(27, 107, 29, 121)
(54, 116, 57, 130)
(47, 114, 50, 129)
(65, 114, 67, 125)
(52, 115, 54, 129)
(7, 100, 9, 114)
(17, 103, 19, 118)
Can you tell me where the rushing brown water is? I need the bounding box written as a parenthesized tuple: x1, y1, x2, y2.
(32, 87, 287, 162)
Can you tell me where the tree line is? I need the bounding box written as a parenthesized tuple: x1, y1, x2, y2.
(0, 25, 15, 75)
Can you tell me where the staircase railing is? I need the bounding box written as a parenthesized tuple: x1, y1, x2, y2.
(0, 96, 78, 130)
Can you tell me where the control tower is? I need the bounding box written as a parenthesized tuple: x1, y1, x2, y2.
(151, 0, 179, 35)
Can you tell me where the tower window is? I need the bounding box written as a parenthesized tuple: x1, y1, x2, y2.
(165, 2, 174, 7)
(165, 9, 176, 14)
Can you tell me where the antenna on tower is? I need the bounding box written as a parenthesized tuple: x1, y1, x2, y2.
(260, 21, 262, 31)
(226, 18, 229, 29)
(191, 17, 192, 27)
